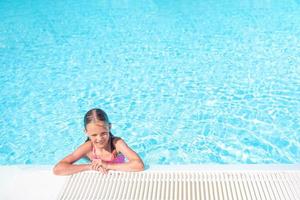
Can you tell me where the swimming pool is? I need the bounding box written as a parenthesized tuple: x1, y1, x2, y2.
(0, 0, 299, 165)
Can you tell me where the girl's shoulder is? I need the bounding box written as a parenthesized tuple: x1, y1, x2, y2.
(112, 137, 128, 151)
(78, 140, 93, 152)
(66, 140, 92, 161)
(112, 136, 123, 146)
(78, 140, 94, 159)
(82, 140, 93, 146)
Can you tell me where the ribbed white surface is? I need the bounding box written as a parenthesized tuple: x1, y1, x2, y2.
(58, 171, 300, 200)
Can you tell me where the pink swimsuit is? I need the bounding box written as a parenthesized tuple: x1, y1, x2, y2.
(92, 146, 125, 164)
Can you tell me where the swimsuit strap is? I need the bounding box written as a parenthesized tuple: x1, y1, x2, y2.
(92, 145, 100, 160)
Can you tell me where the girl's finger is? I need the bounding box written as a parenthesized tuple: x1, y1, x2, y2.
(91, 162, 100, 171)
(98, 166, 104, 174)
(100, 166, 107, 174)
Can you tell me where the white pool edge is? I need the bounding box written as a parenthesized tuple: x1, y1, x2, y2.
(147, 164, 300, 171)
(0, 164, 299, 200)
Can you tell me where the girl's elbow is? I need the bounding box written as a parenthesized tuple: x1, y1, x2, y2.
(53, 164, 65, 175)
(52, 166, 59, 175)
(135, 161, 145, 171)
(53, 165, 61, 175)
(139, 164, 145, 171)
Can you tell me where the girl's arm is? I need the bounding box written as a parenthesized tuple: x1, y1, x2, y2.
(53, 142, 92, 176)
(103, 139, 144, 172)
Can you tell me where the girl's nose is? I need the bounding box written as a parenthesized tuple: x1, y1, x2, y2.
(95, 135, 102, 140)
(96, 135, 105, 141)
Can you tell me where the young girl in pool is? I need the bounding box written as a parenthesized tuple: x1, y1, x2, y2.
(53, 108, 144, 175)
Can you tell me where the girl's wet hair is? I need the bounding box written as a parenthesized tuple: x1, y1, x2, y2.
(84, 108, 110, 129)
(84, 108, 115, 150)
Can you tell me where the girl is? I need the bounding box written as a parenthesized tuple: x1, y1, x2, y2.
(53, 108, 144, 175)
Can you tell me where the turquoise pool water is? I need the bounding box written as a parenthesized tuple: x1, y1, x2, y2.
(0, 0, 299, 165)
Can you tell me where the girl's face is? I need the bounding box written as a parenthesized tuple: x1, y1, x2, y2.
(85, 121, 110, 148)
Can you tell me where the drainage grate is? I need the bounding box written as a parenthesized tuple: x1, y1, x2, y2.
(58, 171, 300, 200)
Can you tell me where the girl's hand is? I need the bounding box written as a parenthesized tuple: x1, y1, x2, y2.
(97, 165, 108, 174)
(99, 161, 109, 174)
(90, 160, 108, 174)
